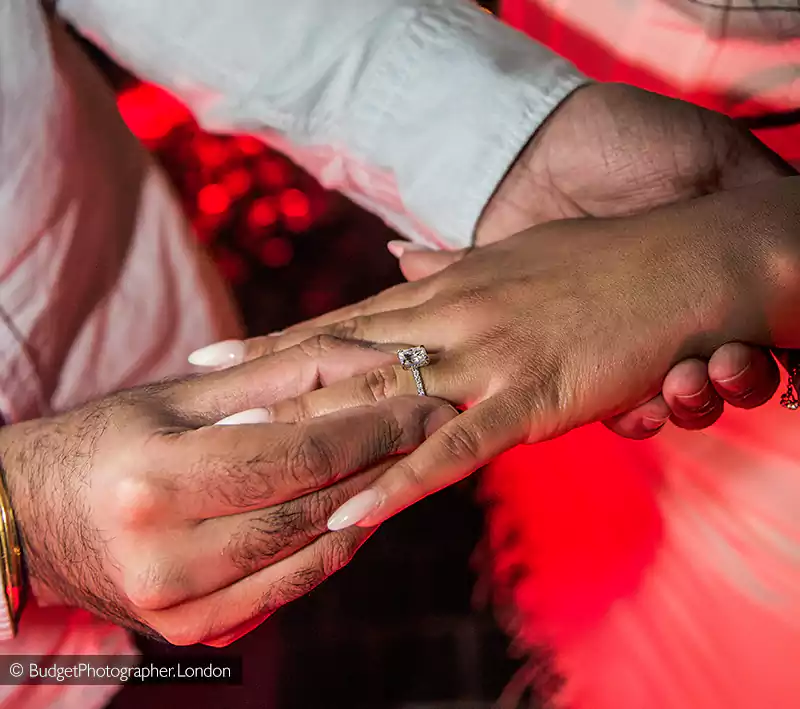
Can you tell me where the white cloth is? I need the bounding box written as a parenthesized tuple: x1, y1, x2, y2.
(57, 0, 586, 249)
(0, 3, 241, 708)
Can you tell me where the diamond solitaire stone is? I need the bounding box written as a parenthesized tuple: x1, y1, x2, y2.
(397, 346, 430, 370)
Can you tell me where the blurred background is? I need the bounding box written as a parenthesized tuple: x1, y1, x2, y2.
(88, 2, 529, 708)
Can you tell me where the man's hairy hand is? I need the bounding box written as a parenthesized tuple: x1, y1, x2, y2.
(0, 337, 454, 646)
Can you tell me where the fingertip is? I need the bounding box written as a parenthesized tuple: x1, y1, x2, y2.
(707, 342, 753, 382)
(214, 408, 272, 426)
(188, 340, 246, 368)
(327, 489, 382, 531)
(604, 395, 671, 439)
(387, 240, 406, 259)
(662, 358, 709, 399)
(663, 359, 724, 429)
(709, 344, 779, 408)
(397, 247, 463, 282)
(386, 240, 431, 259)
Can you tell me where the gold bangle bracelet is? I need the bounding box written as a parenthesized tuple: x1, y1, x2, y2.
(0, 475, 22, 636)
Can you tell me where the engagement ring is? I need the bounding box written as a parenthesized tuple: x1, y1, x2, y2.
(397, 346, 431, 396)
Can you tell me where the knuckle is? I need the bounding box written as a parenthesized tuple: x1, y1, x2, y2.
(264, 397, 308, 425)
(523, 358, 570, 420)
(205, 455, 276, 511)
(226, 507, 308, 573)
(318, 532, 360, 577)
(364, 414, 405, 462)
(254, 533, 362, 616)
(296, 490, 336, 531)
(124, 559, 187, 610)
(398, 461, 427, 491)
(111, 474, 165, 529)
(158, 620, 206, 647)
(296, 334, 342, 359)
(325, 318, 364, 342)
(244, 336, 274, 361)
(438, 424, 483, 463)
(363, 366, 401, 402)
(283, 433, 337, 488)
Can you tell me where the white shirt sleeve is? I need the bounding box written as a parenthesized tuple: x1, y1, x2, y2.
(56, 0, 587, 248)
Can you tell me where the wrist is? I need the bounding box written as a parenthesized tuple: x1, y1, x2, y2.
(474, 125, 547, 247)
(0, 422, 61, 611)
(0, 426, 26, 636)
(474, 83, 594, 246)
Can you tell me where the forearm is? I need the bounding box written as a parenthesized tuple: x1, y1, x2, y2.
(57, 0, 585, 248)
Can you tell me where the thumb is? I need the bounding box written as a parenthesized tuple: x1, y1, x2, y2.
(386, 241, 466, 282)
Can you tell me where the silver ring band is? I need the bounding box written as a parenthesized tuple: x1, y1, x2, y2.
(410, 367, 427, 396)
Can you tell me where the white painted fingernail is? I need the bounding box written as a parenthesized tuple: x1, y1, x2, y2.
(327, 489, 382, 531)
(215, 408, 271, 426)
(188, 340, 246, 368)
(386, 240, 431, 259)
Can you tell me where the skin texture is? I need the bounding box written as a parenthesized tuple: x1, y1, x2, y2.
(475, 84, 792, 242)
(0, 338, 455, 646)
(235, 176, 800, 530)
(474, 82, 794, 433)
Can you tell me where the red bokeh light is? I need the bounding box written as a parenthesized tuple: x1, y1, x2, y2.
(197, 184, 231, 215)
(194, 138, 230, 169)
(280, 188, 311, 218)
(223, 168, 253, 198)
(236, 136, 264, 156)
(117, 84, 190, 142)
(258, 159, 292, 188)
(248, 198, 279, 229)
(118, 81, 327, 270)
(280, 188, 313, 232)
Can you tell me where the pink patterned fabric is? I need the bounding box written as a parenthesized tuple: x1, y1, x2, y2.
(502, 0, 800, 165)
(0, 4, 240, 708)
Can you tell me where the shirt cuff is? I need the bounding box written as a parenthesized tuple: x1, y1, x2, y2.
(336, 2, 588, 248)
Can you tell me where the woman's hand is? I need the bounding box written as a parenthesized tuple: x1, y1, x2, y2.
(191, 177, 800, 530)
(390, 242, 782, 437)
(194, 85, 794, 440)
